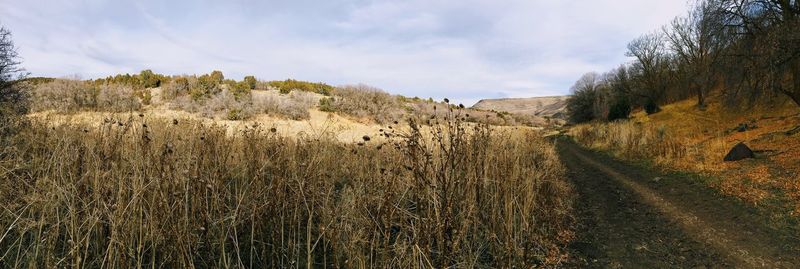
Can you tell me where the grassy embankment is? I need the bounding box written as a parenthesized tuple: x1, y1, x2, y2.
(570, 94, 800, 219)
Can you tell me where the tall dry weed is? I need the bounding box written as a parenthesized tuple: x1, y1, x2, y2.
(0, 108, 573, 268)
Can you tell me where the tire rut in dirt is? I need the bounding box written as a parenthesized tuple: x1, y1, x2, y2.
(557, 140, 728, 268)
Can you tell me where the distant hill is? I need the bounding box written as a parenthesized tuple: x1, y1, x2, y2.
(472, 96, 569, 119)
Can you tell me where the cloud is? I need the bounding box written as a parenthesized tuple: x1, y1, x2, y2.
(0, 0, 688, 105)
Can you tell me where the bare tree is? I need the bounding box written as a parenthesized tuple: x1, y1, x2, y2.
(665, 0, 727, 108)
(566, 72, 601, 123)
(626, 32, 672, 113)
(717, 0, 800, 107)
(604, 65, 634, 120)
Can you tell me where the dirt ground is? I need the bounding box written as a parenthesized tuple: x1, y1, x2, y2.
(557, 138, 800, 268)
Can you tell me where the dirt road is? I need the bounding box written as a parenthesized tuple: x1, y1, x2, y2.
(557, 138, 800, 268)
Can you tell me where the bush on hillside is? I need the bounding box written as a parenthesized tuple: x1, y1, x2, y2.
(30, 79, 98, 112)
(243, 75, 257, 90)
(192, 73, 223, 100)
(324, 84, 404, 124)
(225, 80, 251, 99)
(268, 79, 333, 95)
(97, 84, 142, 112)
(607, 97, 631, 121)
(138, 69, 163, 88)
(644, 99, 661, 114)
(162, 76, 192, 101)
(252, 91, 316, 120)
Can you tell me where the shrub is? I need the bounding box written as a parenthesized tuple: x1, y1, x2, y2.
(226, 108, 245, 120)
(318, 97, 335, 112)
(97, 84, 142, 112)
(138, 69, 162, 88)
(644, 99, 661, 114)
(136, 89, 152, 105)
(204, 90, 255, 120)
(252, 91, 316, 120)
(162, 76, 192, 100)
(243, 75, 257, 90)
(192, 73, 222, 100)
(92, 70, 169, 89)
(227, 80, 251, 99)
(268, 79, 333, 95)
(30, 79, 98, 112)
(324, 84, 404, 124)
(607, 97, 631, 121)
(209, 70, 224, 83)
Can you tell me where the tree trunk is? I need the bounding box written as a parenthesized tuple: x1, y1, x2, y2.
(697, 88, 706, 109)
(786, 78, 800, 106)
(791, 60, 800, 108)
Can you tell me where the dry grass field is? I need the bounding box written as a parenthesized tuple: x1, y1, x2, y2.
(0, 108, 574, 268)
(570, 94, 800, 215)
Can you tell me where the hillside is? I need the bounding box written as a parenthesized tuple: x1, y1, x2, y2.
(472, 96, 569, 120)
(569, 94, 800, 217)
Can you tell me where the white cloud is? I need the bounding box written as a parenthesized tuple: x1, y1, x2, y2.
(0, 0, 688, 105)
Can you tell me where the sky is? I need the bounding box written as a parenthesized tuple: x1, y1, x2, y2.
(0, 0, 688, 105)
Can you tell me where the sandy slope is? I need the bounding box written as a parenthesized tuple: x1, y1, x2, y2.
(28, 108, 384, 143)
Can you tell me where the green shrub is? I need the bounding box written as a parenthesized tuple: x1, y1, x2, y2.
(243, 75, 257, 90)
(136, 89, 152, 105)
(193, 73, 223, 100)
(209, 70, 224, 83)
(607, 97, 631, 121)
(318, 97, 335, 112)
(223, 79, 251, 99)
(138, 69, 162, 88)
(226, 108, 244, 120)
(268, 79, 333, 95)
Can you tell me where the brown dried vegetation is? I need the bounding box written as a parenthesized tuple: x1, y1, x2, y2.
(0, 108, 574, 268)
